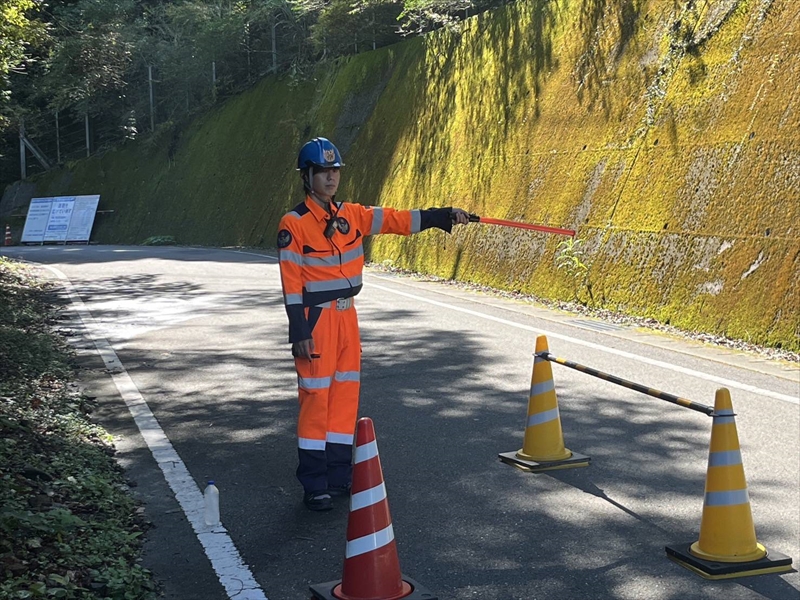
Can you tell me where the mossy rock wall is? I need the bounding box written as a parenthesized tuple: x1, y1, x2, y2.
(7, 0, 798, 349)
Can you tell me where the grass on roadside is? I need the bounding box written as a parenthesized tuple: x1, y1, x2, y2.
(0, 257, 156, 600)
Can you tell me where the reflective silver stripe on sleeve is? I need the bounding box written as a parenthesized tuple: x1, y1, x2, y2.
(340, 247, 364, 264)
(705, 489, 749, 507)
(304, 247, 363, 267)
(335, 371, 360, 382)
(298, 375, 332, 390)
(410, 209, 421, 233)
(370, 208, 384, 235)
(287, 211, 303, 220)
(527, 407, 560, 428)
(354, 440, 378, 464)
(345, 524, 394, 559)
(284, 293, 303, 305)
(304, 254, 340, 267)
(279, 250, 304, 265)
(350, 482, 387, 511)
(298, 437, 326, 450)
(708, 450, 742, 467)
(305, 275, 362, 293)
(530, 380, 555, 397)
(326, 432, 354, 445)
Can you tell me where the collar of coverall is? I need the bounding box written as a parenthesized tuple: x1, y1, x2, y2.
(305, 195, 340, 222)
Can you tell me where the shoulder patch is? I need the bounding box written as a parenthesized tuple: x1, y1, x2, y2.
(277, 229, 293, 249)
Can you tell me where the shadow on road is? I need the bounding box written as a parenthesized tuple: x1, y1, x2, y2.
(49, 264, 796, 600)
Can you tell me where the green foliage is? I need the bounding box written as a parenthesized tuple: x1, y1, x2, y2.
(311, 0, 402, 56)
(0, 257, 156, 599)
(0, 0, 47, 73)
(555, 237, 588, 278)
(555, 237, 593, 304)
(39, 0, 138, 112)
(139, 235, 176, 246)
(0, 0, 49, 126)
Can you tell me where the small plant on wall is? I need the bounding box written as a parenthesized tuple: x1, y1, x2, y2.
(555, 237, 594, 305)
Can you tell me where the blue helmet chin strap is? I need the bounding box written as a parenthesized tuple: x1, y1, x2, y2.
(303, 166, 314, 192)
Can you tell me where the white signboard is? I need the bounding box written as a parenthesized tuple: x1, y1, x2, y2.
(21, 195, 101, 244)
(21, 198, 54, 243)
(65, 195, 101, 242)
(43, 197, 76, 242)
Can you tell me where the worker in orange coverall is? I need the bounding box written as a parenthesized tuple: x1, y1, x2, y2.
(277, 137, 470, 510)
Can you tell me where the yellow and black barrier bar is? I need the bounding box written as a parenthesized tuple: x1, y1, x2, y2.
(535, 351, 715, 417)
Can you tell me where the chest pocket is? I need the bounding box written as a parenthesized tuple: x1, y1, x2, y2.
(343, 230, 363, 248)
(302, 245, 339, 268)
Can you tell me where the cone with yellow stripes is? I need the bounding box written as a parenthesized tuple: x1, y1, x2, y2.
(499, 335, 590, 472)
(310, 417, 437, 600)
(665, 388, 793, 579)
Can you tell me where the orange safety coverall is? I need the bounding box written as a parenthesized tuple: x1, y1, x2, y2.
(277, 197, 453, 493)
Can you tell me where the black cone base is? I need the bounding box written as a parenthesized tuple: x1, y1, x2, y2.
(498, 450, 590, 473)
(310, 575, 437, 599)
(665, 543, 793, 580)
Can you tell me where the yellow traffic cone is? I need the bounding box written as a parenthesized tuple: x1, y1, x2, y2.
(499, 335, 589, 472)
(665, 388, 793, 579)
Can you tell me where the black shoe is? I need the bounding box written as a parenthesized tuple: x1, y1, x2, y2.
(303, 491, 333, 511)
(327, 484, 351, 498)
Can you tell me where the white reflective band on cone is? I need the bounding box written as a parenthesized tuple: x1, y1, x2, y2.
(350, 483, 387, 511)
(527, 407, 559, 428)
(354, 440, 378, 464)
(345, 524, 395, 558)
(530, 380, 555, 396)
(705, 489, 750, 507)
(707, 449, 742, 467)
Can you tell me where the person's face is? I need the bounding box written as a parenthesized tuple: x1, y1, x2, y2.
(311, 167, 340, 200)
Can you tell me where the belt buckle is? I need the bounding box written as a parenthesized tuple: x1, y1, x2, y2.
(336, 297, 350, 310)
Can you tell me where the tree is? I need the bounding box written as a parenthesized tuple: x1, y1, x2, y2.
(39, 0, 139, 113)
(0, 0, 48, 128)
(310, 0, 401, 56)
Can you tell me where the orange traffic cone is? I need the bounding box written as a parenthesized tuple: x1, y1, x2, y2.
(310, 417, 436, 600)
(4, 224, 11, 246)
(499, 335, 590, 472)
(665, 388, 793, 579)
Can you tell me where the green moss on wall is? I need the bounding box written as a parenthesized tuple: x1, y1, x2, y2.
(18, 0, 800, 350)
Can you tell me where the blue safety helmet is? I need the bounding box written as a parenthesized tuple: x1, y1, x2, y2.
(296, 137, 344, 170)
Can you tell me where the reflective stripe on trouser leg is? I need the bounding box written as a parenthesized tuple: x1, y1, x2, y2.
(294, 306, 336, 494)
(327, 305, 361, 488)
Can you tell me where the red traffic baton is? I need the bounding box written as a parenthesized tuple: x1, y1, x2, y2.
(466, 213, 575, 237)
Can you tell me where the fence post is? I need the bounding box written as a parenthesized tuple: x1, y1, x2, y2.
(19, 119, 27, 180)
(148, 65, 155, 131)
(211, 61, 217, 101)
(271, 22, 277, 72)
(85, 112, 90, 157)
(55, 111, 61, 164)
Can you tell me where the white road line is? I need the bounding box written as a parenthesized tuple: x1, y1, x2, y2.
(42, 265, 268, 600)
(365, 281, 799, 406)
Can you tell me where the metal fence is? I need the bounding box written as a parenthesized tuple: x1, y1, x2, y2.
(8, 50, 293, 184)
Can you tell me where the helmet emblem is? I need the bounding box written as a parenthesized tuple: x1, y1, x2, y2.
(323, 148, 336, 163)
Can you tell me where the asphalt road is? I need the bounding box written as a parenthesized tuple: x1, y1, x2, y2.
(2, 245, 798, 600)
